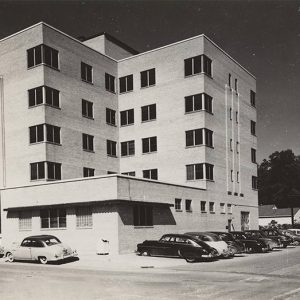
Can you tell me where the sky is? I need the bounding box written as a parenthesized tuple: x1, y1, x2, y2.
(0, 0, 300, 162)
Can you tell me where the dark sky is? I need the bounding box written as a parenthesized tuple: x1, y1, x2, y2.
(1, 0, 300, 162)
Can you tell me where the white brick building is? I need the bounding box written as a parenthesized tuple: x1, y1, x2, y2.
(0, 22, 258, 254)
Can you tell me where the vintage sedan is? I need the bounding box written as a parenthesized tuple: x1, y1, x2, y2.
(260, 229, 292, 248)
(243, 230, 279, 250)
(231, 231, 269, 253)
(5, 235, 78, 264)
(279, 229, 300, 245)
(185, 232, 234, 258)
(210, 232, 245, 254)
(137, 234, 219, 262)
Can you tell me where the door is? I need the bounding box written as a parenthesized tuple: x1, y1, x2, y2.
(241, 212, 250, 231)
(14, 239, 32, 260)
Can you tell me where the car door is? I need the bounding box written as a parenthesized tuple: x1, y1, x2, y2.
(14, 239, 32, 260)
(152, 236, 172, 256)
(30, 239, 45, 261)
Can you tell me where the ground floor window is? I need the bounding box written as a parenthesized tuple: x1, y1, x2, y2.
(133, 204, 153, 226)
(76, 206, 93, 228)
(19, 211, 32, 231)
(40, 208, 66, 229)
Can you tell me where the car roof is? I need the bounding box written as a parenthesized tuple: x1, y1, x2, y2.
(162, 233, 196, 239)
(24, 235, 58, 240)
(185, 232, 217, 237)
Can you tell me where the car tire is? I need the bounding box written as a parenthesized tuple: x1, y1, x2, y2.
(283, 244, 288, 248)
(184, 256, 197, 263)
(38, 256, 48, 264)
(6, 252, 14, 263)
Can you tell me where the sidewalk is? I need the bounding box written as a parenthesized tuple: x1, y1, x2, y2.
(0, 252, 188, 272)
(63, 251, 188, 272)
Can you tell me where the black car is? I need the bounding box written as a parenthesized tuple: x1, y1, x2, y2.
(210, 232, 245, 254)
(243, 230, 279, 250)
(137, 234, 218, 262)
(260, 229, 292, 248)
(231, 231, 269, 253)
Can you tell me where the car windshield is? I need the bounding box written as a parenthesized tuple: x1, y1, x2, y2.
(219, 233, 234, 241)
(247, 232, 263, 238)
(42, 237, 61, 246)
(194, 234, 221, 242)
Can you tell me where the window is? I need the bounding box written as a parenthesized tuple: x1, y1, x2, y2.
(107, 140, 117, 157)
(230, 139, 233, 151)
(107, 171, 117, 174)
(19, 211, 32, 231)
(28, 86, 59, 108)
(141, 104, 156, 122)
(30, 161, 61, 181)
(251, 120, 256, 136)
(186, 128, 213, 147)
(119, 74, 133, 93)
(252, 176, 258, 190)
(228, 74, 231, 88)
(237, 171, 240, 183)
(250, 90, 256, 107)
(235, 78, 238, 92)
(121, 140, 135, 156)
(142, 136, 157, 153)
(82, 99, 93, 119)
(81, 62, 93, 83)
(82, 134, 94, 152)
(236, 111, 238, 123)
(27, 44, 58, 69)
(106, 108, 116, 126)
(220, 203, 225, 214)
(185, 93, 212, 114)
(120, 109, 134, 126)
(251, 148, 257, 163)
(184, 54, 212, 77)
(47, 162, 62, 180)
(76, 207, 93, 228)
(105, 73, 116, 93)
(133, 205, 153, 226)
(186, 163, 214, 180)
(40, 208, 66, 229)
(175, 198, 182, 211)
(201, 201, 206, 213)
(83, 167, 94, 177)
(231, 170, 234, 182)
(236, 141, 239, 154)
(227, 204, 232, 214)
(121, 171, 136, 176)
(29, 124, 60, 144)
(141, 68, 156, 88)
(229, 107, 232, 120)
(143, 169, 158, 180)
(209, 202, 215, 213)
(185, 199, 192, 212)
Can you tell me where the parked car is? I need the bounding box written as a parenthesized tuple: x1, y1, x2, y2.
(5, 235, 78, 264)
(210, 232, 245, 254)
(260, 229, 292, 248)
(185, 232, 234, 258)
(231, 231, 269, 253)
(287, 229, 300, 236)
(137, 234, 219, 262)
(243, 230, 279, 250)
(278, 229, 300, 245)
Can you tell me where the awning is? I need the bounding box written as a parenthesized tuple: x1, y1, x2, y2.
(3, 199, 174, 212)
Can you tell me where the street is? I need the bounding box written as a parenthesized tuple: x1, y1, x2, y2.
(1, 246, 300, 300)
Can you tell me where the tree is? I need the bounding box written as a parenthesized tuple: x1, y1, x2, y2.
(258, 150, 300, 226)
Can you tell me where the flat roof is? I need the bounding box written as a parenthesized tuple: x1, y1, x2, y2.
(0, 21, 255, 78)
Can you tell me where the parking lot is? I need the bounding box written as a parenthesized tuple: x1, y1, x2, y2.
(1, 245, 300, 299)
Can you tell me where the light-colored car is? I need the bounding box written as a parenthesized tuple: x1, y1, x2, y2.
(185, 232, 234, 258)
(5, 235, 78, 264)
(287, 229, 300, 236)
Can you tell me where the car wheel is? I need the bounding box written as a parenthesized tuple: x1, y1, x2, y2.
(38, 256, 48, 264)
(294, 241, 300, 246)
(6, 252, 14, 263)
(184, 256, 197, 263)
(283, 244, 288, 248)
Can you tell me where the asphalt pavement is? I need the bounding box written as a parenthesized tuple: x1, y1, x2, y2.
(1, 246, 300, 299)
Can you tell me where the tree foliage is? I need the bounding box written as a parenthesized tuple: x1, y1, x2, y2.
(258, 149, 300, 207)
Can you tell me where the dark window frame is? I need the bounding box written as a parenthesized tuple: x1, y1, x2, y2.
(107, 139, 117, 157)
(142, 136, 157, 153)
(40, 208, 66, 229)
(83, 167, 95, 177)
(185, 93, 212, 114)
(81, 62, 93, 83)
(105, 73, 116, 93)
(82, 133, 94, 152)
(140, 68, 156, 88)
(133, 204, 153, 227)
(119, 74, 133, 93)
(141, 104, 156, 122)
(82, 99, 94, 119)
(143, 169, 158, 180)
(120, 109, 134, 126)
(28, 86, 60, 108)
(106, 108, 116, 126)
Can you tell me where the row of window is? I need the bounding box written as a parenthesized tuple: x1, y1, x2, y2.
(175, 198, 232, 214)
(19, 204, 152, 230)
(28, 45, 212, 94)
